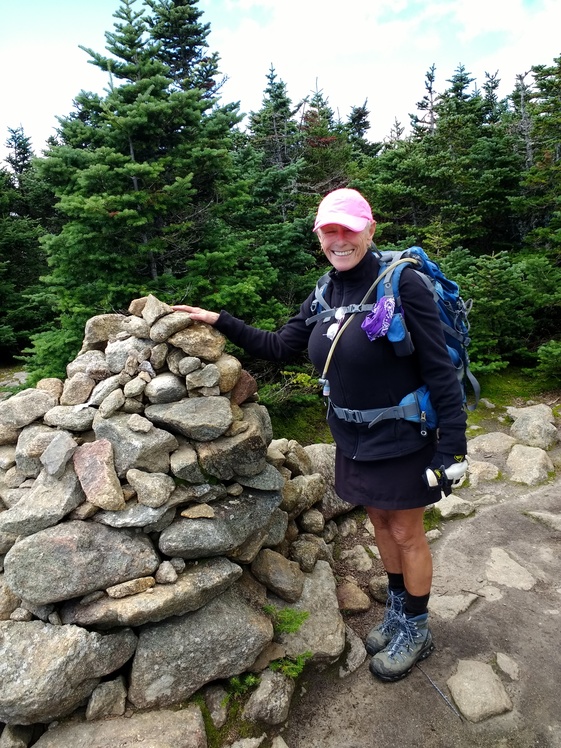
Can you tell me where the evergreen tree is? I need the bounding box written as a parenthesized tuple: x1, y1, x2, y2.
(0, 167, 47, 359)
(27, 0, 241, 378)
(248, 66, 301, 169)
(514, 54, 561, 259)
(145, 0, 221, 95)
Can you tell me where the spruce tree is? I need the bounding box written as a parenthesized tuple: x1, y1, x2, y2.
(27, 0, 241, 378)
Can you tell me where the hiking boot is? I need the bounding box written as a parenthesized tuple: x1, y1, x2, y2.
(365, 589, 406, 656)
(369, 612, 434, 682)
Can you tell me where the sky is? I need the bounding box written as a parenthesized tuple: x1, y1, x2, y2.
(1, 0, 559, 164)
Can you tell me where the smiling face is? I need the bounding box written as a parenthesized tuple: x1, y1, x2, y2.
(316, 221, 376, 271)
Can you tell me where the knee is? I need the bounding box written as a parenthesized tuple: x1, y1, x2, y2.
(389, 521, 427, 552)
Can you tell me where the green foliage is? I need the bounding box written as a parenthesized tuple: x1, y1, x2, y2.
(534, 340, 561, 382)
(440, 248, 561, 373)
(269, 651, 313, 679)
(227, 673, 261, 697)
(423, 506, 442, 532)
(262, 604, 310, 636)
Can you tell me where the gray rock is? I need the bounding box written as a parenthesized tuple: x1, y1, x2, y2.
(145, 396, 233, 442)
(127, 586, 273, 709)
(203, 683, 229, 729)
(155, 560, 178, 584)
(60, 373, 96, 406)
(43, 405, 96, 432)
(61, 556, 242, 628)
(281, 473, 326, 520)
(145, 372, 187, 404)
(0, 530, 17, 555)
(299, 508, 325, 534)
(168, 321, 226, 362)
(105, 337, 153, 374)
(263, 508, 289, 548)
(126, 468, 175, 508)
(87, 374, 121, 406)
(510, 412, 559, 449)
(32, 706, 206, 748)
(467, 460, 500, 487)
(85, 675, 127, 720)
(446, 659, 513, 722)
(73, 439, 125, 510)
(0, 450, 21, 472)
(141, 294, 174, 326)
(66, 350, 106, 378)
(0, 574, 20, 620)
(40, 431, 78, 478)
(303, 443, 353, 519)
(149, 311, 193, 342)
(0, 389, 56, 429)
(506, 403, 555, 422)
(236, 463, 285, 491)
(123, 375, 147, 398)
(196, 410, 268, 479)
(485, 547, 536, 590)
(97, 387, 125, 418)
(185, 363, 220, 391)
(170, 442, 206, 483)
(526, 510, 561, 532)
(4, 520, 159, 604)
(159, 489, 282, 559)
(242, 669, 295, 725)
(93, 412, 178, 477)
(467, 432, 517, 458)
(506, 443, 554, 485)
(251, 549, 305, 602)
(80, 313, 150, 350)
(0, 724, 34, 748)
(0, 620, 137, 724)
(215, 353, 242, 393)
(429, 593, 478, 620)
(284, 441, 313, 476)
(15, 424, 59, 478)
(178, 356, 201, 375)
(0, 425, 21, 447)
(0, 464, 85, 537)
(339, 624, 367, 678)
(274, 560, 346, 663)
(438, 494, 475, 518)
(93, 500, 172, 529)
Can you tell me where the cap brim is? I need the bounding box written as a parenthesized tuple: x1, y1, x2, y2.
(313, 215, 370, 233)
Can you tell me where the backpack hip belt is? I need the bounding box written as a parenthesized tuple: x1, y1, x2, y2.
(328, 385, 438, 436)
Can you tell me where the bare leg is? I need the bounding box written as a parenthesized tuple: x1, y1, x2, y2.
(366, 506, 432, 595)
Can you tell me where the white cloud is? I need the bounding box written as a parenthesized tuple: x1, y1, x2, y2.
(0, 0, 558, 164)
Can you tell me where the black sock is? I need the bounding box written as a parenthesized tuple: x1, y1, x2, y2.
(387, 572, 405, 593)
(404, 591, 430, 617)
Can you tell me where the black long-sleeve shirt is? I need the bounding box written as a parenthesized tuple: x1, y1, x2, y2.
(215, 251, 467, 461)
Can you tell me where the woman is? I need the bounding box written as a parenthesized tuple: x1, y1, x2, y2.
(173, 188, 467, 682)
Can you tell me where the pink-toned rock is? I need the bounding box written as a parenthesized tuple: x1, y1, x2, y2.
(230, 370, 258, 405)
(73, 439, 125, 510)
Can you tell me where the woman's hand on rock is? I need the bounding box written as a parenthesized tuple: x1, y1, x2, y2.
(171, 305, 220, 326)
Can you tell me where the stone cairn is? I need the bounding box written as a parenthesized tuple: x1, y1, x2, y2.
(2, 295, 560, 746)
(0, 295, 355, 745)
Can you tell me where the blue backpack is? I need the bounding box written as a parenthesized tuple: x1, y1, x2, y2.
(306, 246, 480, 422)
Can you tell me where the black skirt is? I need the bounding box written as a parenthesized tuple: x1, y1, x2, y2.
(334, 441, 442, 511)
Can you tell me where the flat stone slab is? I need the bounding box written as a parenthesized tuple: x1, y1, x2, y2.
(32, 706, 206, 747)
(447, 659, 512, 723)
(485, 547, 536, 590)
(429, 592, 478, 621)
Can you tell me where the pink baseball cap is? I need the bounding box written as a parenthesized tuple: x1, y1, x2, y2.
(313, 188, 374, 232)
